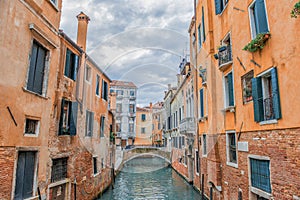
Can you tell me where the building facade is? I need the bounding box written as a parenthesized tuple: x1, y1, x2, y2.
(151, 102, 164, 146)
(0, 1, 115, 199)
(135, 106, 153, 146)
(110, 81, 137, 148)
(189, 0, 300, 199)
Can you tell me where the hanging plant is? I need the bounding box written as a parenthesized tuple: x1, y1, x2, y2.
(243, 33, 271, 52)
(291, 1, 300, 18)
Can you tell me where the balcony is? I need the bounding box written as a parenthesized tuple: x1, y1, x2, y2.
(218, 45, 233, 70)
(128, 132, 135, 138)
(179, 117, 196, 136)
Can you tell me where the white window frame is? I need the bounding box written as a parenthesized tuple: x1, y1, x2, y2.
(248, 0, 270, 39)
(85, 65, 91, 84)
(248, 155, 272, 199)
(24, 117, 40, 137)
(226, 130, 238, 168)
(202, 134, 207, 157)
(92, 156, 100, 177)
(95, 74, 100, 97)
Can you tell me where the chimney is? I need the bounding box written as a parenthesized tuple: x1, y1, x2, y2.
(150, 102, 153, 110)
(76, 12, 90, 51)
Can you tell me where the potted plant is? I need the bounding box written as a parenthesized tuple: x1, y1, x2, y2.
(243, 32, 271, 52)
(291, 1, 300, 18)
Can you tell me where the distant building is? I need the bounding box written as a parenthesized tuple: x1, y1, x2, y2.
(110, 80, 137, 148)
(151, 102, 164, 146)
(135, 105, 153, 146)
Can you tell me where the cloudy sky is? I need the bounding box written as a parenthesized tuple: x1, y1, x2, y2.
(60, 0, 194, 106)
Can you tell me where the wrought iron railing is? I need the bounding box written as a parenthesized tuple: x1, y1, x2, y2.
(179, 117, 196, 134)
(218, 45, 232, 67)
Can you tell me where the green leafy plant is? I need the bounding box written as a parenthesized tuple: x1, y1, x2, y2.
(291, 1, 300, 18)
(243, 33, 271, 52)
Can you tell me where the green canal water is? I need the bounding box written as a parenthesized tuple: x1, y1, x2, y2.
(98, 157, 201, 200)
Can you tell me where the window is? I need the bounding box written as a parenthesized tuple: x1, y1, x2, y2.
(96, 75, 100, 96)
(86, 110, 94, 137)
(252, 68, 281, 122)
(116, 123, 121, 132)
(14, 151, 36, 199)
(198, 25, 202, 49)
(130, 90, 135, 96)
(203, 134, 207, 155)
(224, 71, 234, 108)
(141, 114, 146, 121)
(214, 0, 229, 15)
(93, 157, 98, 175)
(199, 89, 204, 118)
(141, 127, 146, 134)
(85, 65, 91, 82)
(129, 124, 134, 132)
(250, 158, 271, 194)
(195, 150, 199, 174)
(129, 104, 135, 113)
(201, 7, 206, 42)
(100, 116, 105, 137)
(102, 80, 108, 101)
(219, 34, 232, 67)
(117, 90, 123, 96)
(242, 71, 254, 104)
(50, 0, 57, 6)
(116, 104, 122, 113)
(27, 40, 48, 95)
(249, 0, 269, 39)
(226, 132, 237, 165)
(51, 157, 68, 183)
(64, 49, 79, 80)
(25, 118, 39, 135)
(59, 99, 78, 135)
(101, 158, 104, 169)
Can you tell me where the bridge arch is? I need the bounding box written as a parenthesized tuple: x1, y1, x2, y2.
(123, 153, 171, 165)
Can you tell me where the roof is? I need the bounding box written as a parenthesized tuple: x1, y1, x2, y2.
(136, 107, 149, 112)
(86, 56, 112, 82)
(111, 80, 137, 88)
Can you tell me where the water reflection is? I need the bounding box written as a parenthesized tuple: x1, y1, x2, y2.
(99, 157, 201, 200)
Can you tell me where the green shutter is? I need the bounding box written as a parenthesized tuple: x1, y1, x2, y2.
(214, 0, 222, 15)
(198, 25, 202, 48)
(72, 54, 79, 80)
(27, 42, 38, 92)
(96, 76, 100, 95)
(33, 45, 46, 95)
(199, 89, 204, 117)
(227, 72, 234, 106)
(254, 0, 269, 34)
(70, 102, 78, 136)
(59, 99, 65, 135)
(271, 68, 281, 119)
(64, 49, 71, 77)
(252, 77, 264, 122)
(202, 7, 206, 42)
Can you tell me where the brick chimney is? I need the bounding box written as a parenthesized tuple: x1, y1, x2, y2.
(76, 12, 90, 51)
(149, 102, 153, 110)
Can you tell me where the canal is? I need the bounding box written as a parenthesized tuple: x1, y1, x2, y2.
(98, 156, 201, 200)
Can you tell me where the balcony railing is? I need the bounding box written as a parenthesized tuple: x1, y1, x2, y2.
(179, 117, 196, 135)
(218, 45, 232, 68)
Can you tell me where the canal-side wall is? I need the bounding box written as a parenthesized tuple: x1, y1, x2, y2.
(171, 148, 190, 183)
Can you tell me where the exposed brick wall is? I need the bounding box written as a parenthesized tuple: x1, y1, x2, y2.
(0, 147, 15, 200)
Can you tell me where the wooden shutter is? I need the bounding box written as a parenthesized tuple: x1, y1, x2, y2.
(198, 25, 202, 48)
(64, 49, 71, 77)
(252, 77, 264, 122)
(27, 42, 38, 91)
(33, 44, 46, 94)
(202, 7, 206, 42)
(70, 101, 78, 136)
(271, 68, 281, 119)
(72, 54, 79, 80)
(254, 0, 269, 34)
(59, 99, 65, 135)
(200, 89, 204, 117)
(227, 72, 234, 106)
(214, 0, 222, 15)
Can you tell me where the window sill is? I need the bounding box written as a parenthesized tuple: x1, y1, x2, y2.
(22, 87, 49, 100)
(251, 186, 272, 199)
(259, 119, 278, 125)
(24, 196, 39, 200)
(92, 172, 100, 177)
(24, 133, 39, 137)
(226, 161, 238, 168)
(198, 116, 207, 122)
(223, 106, 235, 113)
(48, 178, 70, 188)
(202, 154, 207, 158)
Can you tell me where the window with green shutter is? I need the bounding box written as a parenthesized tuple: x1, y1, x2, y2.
(199, 88, 204, 118)
(224, 71, 235, 108)
(214, 0, 229, 15)
(86, 110, 94, 137)
(64, 49, 79, 81)
(252, 67, 281, 122)
(100, 116, 105, 137)
(96, 75, 100, 96)
(249, 0, 269, 39)
(59, 99, 78, 136)
(250, 158, 271, 193)
(102, 80, 108, 101)
(141, 114, 146, 121)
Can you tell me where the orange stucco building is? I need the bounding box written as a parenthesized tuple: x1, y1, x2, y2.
(189, 0, 300, 199)
(135, 106, 153, 146)
(0, 1, 115, 199)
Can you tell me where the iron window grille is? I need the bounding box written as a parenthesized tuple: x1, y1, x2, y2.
(51, 157, 68, 183)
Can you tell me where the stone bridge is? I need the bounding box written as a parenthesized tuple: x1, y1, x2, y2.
(121, 146, 172, 167)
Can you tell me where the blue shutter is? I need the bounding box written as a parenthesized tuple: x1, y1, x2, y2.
(70, 101, 78, 136)
(27, 42, 38, 91)
(96, 76, 99, 95)
(200, 89, 204, 117)
(214, 0, 222, 15)
(254, 0, 269, 34)
(64, 49, 71, 77)
(22, 152, 35, 198)
(271, 68, 281, 120)
(252, 77, 264, 122)
(72, 54, 79, 80)
(227, 72, 234, 106)
(34, 45, 46, 94)
(59, 99, 65, 135)
(202, 7, 206, 42)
